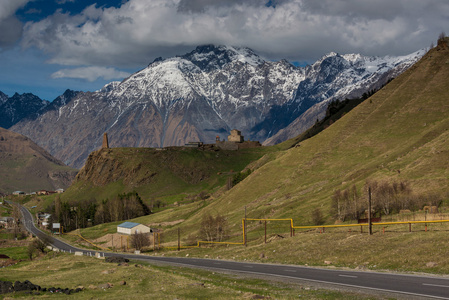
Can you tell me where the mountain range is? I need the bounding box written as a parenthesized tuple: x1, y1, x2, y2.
(2, 45, 425, 168)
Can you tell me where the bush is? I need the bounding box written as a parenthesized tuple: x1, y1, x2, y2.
(311, 208, 325, 225)
(232, 169, 252, 186)
(32, 235, 52, 254)
(200, 214, 228, 242)
(130, 233, 150, 250)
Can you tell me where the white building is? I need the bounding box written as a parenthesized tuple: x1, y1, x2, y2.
(117, 222, 151, 235)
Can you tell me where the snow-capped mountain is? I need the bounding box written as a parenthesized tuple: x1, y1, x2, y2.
(263, 49, 426, 145)
(10, 45, 425, 168)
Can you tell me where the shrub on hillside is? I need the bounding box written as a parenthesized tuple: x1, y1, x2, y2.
(200, 214, 228, 242)
(311, 208, 325, 225)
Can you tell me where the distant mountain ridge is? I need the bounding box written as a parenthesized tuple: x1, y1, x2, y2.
(7, 45, 425, 168)
(0, 89, 80, 129)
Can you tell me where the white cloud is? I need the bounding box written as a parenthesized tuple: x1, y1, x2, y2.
(51, 66, 131, 82)
(56, 0, 75, 4)
(21, 0, 449, 67)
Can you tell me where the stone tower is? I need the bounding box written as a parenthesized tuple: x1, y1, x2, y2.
(102, 132, 109, 148)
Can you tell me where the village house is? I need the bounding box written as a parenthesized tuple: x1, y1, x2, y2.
(0, 217, 14, 228)
(117, 222, 152, 235)
(37, 190, 57, 196)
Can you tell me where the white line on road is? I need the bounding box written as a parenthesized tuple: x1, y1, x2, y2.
(423, 283, 449, 288)
(284, 269, 297, 272)
(339, 274, 358, 278)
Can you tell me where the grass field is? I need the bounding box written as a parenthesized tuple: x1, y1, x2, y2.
(0, 253, 385, 299)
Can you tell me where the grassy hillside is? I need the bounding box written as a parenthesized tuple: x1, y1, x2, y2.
(70, 37, 449, 248)
(44, 38, 449, 275)
(57, 144, 289, 209)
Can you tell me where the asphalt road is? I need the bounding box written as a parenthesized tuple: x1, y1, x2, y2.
(16, 203, 449, 299)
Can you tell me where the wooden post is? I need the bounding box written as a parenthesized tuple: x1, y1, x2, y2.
(244, 206, 247, 247)
(368, 187, 373, 235)
(177, 228, 180, 251)
(264, 220, 267, 244)
(409, 223, 412, 232)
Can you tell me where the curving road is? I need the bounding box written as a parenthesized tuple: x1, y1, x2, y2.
(16, 202, 449, 299)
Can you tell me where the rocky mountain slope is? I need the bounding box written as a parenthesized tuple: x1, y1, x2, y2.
(0, 127, 77, 194)
(10, 45, 424, 168)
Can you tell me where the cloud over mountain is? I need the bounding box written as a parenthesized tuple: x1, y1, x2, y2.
(20, 0, 448, 69)
(51, 66, 131, 82)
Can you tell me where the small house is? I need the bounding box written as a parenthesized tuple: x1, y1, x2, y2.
(12, 191, 25, 195)
(117, 222, 151, 235)
(0, 217, 14, 228)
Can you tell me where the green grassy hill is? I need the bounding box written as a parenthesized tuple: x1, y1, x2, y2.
(51, 38, 449, 256)
(58, 144, 288, 208)
(76, 37, 449, 245)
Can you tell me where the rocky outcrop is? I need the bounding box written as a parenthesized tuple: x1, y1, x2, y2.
(0, 280, 83, 295)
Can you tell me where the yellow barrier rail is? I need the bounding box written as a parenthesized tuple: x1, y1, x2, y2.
(65, 231, 110, 251)
(293, 219, 449, 230)
(66, 217, 449, 252)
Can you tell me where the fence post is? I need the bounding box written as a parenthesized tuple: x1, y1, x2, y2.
(368, 187, 373, 235)
(244, 206, 247, 247)
(409, 223, 412, 232)
(264, 221, 267, 244)
(177, 227, 180, 251)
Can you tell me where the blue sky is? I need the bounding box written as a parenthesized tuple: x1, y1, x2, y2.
(0, 0, 447, 101)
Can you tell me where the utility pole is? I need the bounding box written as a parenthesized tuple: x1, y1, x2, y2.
(368, 187, 373, 235)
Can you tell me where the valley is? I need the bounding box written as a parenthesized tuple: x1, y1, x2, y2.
(1, 36, 448, 299)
